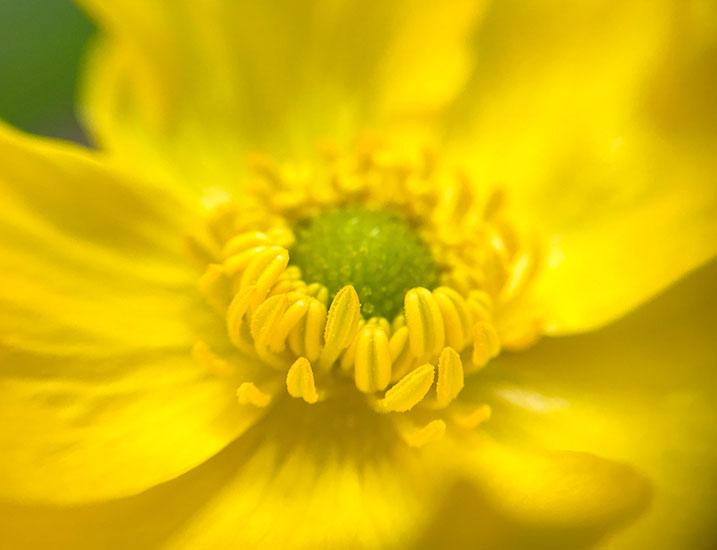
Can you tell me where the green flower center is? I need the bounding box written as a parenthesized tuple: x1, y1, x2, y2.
(290, 207, 439, 319)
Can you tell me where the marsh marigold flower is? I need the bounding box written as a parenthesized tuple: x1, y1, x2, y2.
(1, 1, 716, 549)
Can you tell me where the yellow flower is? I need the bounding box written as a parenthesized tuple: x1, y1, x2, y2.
(1, 1, 715, 549)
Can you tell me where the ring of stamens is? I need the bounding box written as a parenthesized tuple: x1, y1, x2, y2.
(192, 143, 543, 447)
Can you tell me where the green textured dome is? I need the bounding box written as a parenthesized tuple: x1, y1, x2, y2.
(290, 207, 439, 319)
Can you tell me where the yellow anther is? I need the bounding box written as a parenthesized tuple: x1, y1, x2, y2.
(224, 246, 268, 277)
(401, 419, 446, 448)
(366, 316, 391, 336)
(353, 325, 392, 393)
(380, 363, 435, 412)
(226, 285, 257, 348)
(287, 318, 305, 357)
(404, 287, 445, 358)
(388, 325, 415, 382)
(441, 267, 474, 296)
(239, 247, 290, 304)
(436, 347, 464, 408)
(319, 285, 361, 370)
(334, 172, 366, 194)
(467, 290, 493, 323)
(250, 294, 289, 349)
(303, 299, 328, 362)
(268, 297, 310, 353)
(236, 382, 271, 408)
(483, 247, 510, 295)
(286, 298, 326, 361)
(437, 172, 474, 224)
(500, 252, 531, 301)
(269, 277, 306, 297)
(266, 227, 296, 248)
(451, 403, 492, 429)
(273, 190, 308, 211)
(223, 231, 270, 258)
(192, 341, 234, 377)
(305, 282, 329, 306)
(433, 286, 472, 351)
(197, 264, 230, 312)
(500, 317, 543, 351)
(472, 321, 501, 368)
(389, 325, 409, 360)
(207, 202, 238, 243)
(286, 357, 318, 404)
(282, 265, 303, 281)
(391, 313, 406, 334)
(340, 319, 365, 372)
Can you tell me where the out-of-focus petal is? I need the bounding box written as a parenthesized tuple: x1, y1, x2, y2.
(77, 0, 484, 190)
(470, 260, 717, 548)
(446, 0, 717, 333)
(0, 396, 649, 550)
(0, 124, 262, 503)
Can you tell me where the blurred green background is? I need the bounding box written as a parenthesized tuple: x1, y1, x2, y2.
(0, 0, 94, 142)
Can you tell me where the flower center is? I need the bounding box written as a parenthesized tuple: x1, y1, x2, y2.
(290, 207, 439, 319)
(190, 142, 545, 448)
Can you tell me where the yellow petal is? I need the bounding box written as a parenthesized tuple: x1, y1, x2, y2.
(0, 401, 653, 549)
(0, 125, 263, 503)
(469, 437, 650, 531)
(77, 0, 485, 189)
(410, 435, 649, 549)
(472, 260, 717, 548)
(448, 0, 717, 333)
(0, 123, 201, 355)
(0, 399, 456, 549)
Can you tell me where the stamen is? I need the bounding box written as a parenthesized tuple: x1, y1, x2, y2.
(304, 282, 329, 305)
(433, 286, 473, 350)
(287, 298, 327, 362)
(286, 357, 318, 404)
(435, 347, 464, 408)
(450, 403, 492, 429)
(404, 287, 445, 358)
(223, 231, 270, 259)
(198, 264, 230, 312)
(237, 382, 272, 408)
(192, 341, 235, 378)
(388, 325, 416, 382)
(268, 296, 310, 353)
(251, 294, 289, 350)
(339, 318, 365, 372)
(319, 285, 361, 370)
(226, 285, 256, 349)
(379, 363, 435, 413)
(353, 324, 392, 393)
(400, 419, 446, 448)
(472, 321, 501, 368)
(467, 290, 493, 322)
(239, 246, 290, 305)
